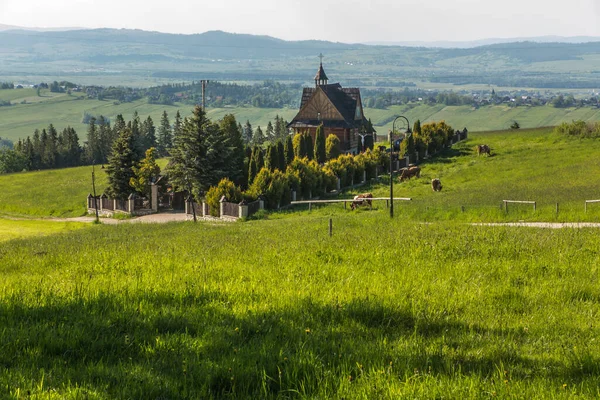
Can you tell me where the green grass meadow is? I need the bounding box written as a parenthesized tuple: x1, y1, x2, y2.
(2, 214, 600, 398)
(2, 127, 600, 397)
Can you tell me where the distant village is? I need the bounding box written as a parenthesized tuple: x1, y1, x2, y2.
(2, 79, 600, 111)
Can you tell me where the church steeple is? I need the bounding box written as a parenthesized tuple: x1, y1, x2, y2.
(314, 53, 328, 87)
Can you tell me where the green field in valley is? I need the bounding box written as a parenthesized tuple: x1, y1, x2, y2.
(3, 88, 600, 144)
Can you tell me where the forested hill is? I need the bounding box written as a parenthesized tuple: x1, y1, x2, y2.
(2, 28, 600, 88)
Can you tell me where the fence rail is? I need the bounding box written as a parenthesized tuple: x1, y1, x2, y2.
(585, 199, 600, 213)
(503, 200, 536, 212)
(222, 201, 240, 218)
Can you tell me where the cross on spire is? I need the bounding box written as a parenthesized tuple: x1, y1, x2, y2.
(319, 53, 324, 65)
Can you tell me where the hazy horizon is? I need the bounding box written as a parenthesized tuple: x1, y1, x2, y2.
(1, 0, 599, 44)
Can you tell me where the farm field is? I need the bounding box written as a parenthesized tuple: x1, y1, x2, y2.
(2, 213, 600, 398)
(3, 88, 600, 143)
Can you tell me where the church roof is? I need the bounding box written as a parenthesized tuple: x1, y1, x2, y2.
(314, 63, 328, 82)
(290, 83, 369, 130)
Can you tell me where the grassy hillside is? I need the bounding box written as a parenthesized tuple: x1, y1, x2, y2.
(2, 127, 600, 222)
(2, 88, 600, 143)
(0, 159, 168, 218)
(2, 213, 600, 397)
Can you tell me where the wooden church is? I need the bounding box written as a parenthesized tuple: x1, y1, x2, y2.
(288, 59, 375, 155)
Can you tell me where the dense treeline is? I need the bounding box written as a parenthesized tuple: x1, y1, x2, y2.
(0, 111, 175, 174)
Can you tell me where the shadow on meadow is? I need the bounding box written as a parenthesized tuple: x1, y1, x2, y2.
(1, 291, 597, 398)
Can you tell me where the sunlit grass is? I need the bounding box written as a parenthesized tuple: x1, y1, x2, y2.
(1, 214, 600, 398)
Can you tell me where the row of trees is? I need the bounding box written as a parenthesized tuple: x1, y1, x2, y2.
(1, 110, 179, 174)
(241, 115, 289, 146)
(398, 120, 457, 158)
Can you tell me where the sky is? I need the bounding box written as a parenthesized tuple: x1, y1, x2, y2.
(1, 0, 599, 43)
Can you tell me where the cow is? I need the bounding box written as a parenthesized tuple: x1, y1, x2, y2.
(399, 166, 421, 182)
(351, 193, 373, 210)
(431, 178, 442, 192)
(476, 144, 491, 156)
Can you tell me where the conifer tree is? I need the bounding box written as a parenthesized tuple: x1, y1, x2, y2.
(314, 124, 326, 164)
(42, 124, 58, 169)
(254, 145, 264, 171)
(173, 111, 183, 143)
(219, 114, 245, 186)
(265, 144, 279, 172)
(165, 106, 227, 198)
(325, 134, 341, 160)
(106, 127, 137, 200)
(277, 140, 286, 171)
(98, 116, 112, 163)
(304, 133, 314, 161)
(284, 135, 294, 165)
(266, 121, 274, 141)
(243, 120, 253, 145)
(157, 110, 173, 157)
(253, 125, 265, 146)
(142, 116, 157, 151)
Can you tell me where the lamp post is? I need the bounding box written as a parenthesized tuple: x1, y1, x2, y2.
(91, 160, 99, 223)
(389, 116, 411, 218)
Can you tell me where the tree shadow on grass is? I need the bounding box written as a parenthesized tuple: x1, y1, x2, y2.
(0, 293, 597, 398)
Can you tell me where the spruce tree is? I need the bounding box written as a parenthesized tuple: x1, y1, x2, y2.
(266, 121, 274, 142)
(254, 146, 264, 171)
(157, 110, 172, 157)
(304, 133, 314, 160)
(106, 127, 137, 200)
(165, 106, 226, 198)
(98, 116, 112, 164)
(85, 117, 99, 164)
(277, 140, 286, 171)
(141, 116, 157, 152)
(219, 114, 245, 186)
(253, 125, 265, 146)
(243, 120, 253, 145)
(265, 144, 279, 172)
(284, 135, 294, 165)
(42, 124, 58, 169)
(314, 124, 326, 164)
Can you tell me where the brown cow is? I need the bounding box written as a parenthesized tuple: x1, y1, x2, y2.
(476, 144, 491, 156)
(351, 193, 373, 210)
(431, 178, 442, 192)
(399, 166, 421, 182)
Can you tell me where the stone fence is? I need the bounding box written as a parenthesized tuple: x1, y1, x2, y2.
(184, 197, 264, 220)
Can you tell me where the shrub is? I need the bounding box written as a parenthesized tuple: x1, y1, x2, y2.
(287, 157, 323, 199)
(554, 120, 600, 138)
(206, 178, 243, 217)
(248, 168, 289, 209)
(325, 134, 341, 160)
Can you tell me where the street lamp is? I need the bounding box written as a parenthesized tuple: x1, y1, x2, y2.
(389, 116, 411, 218)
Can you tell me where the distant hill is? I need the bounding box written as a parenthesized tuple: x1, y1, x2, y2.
(365, 36, 600, 48)
(0, 23, 84, 32)
(1, 28, 600, 88)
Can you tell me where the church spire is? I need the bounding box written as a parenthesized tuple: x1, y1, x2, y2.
(314, 53, 328, 87)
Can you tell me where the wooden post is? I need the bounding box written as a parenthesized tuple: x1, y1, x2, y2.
(344, 201, 347, 209)
(329, 218, 332, 237)
(461, 205, 465, 212)
(386, 199, 389, 208)
(504, 201, 508, 213)
(309, 202, 312, 211)
(556, 203, 559, 214)
(534, 202, 536, 212)
(585, 201, 587, 213)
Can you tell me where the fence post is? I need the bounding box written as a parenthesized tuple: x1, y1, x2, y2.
(219, 196, 227, 218)
(239, 200, 249, 219)
(329, 218, 332, 237)
(336, 178, 341, 191)
(202, 202, 208, 217)
(534, 202, 536, 212)
(100, 194, 107, 211)
(87, 194, 93, 210)
(585, 201, 587, 213)
(114, 199, 117, 211)
(128, 193, 135, 214)
(258, 196, 265, 210)
(291, 190, 297, 202)
(556, 203, 559, 214)
(504, 201, 508, 213)
(151, 183, 158, 212)
(362, 170, 366, 184)
(405, 156, 410, 167)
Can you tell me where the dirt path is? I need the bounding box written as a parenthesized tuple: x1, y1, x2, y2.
(53, 212, 193, 224)
(473, 222, 600, 229)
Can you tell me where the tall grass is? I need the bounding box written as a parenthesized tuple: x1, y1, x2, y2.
(2, 214, 600, 398)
